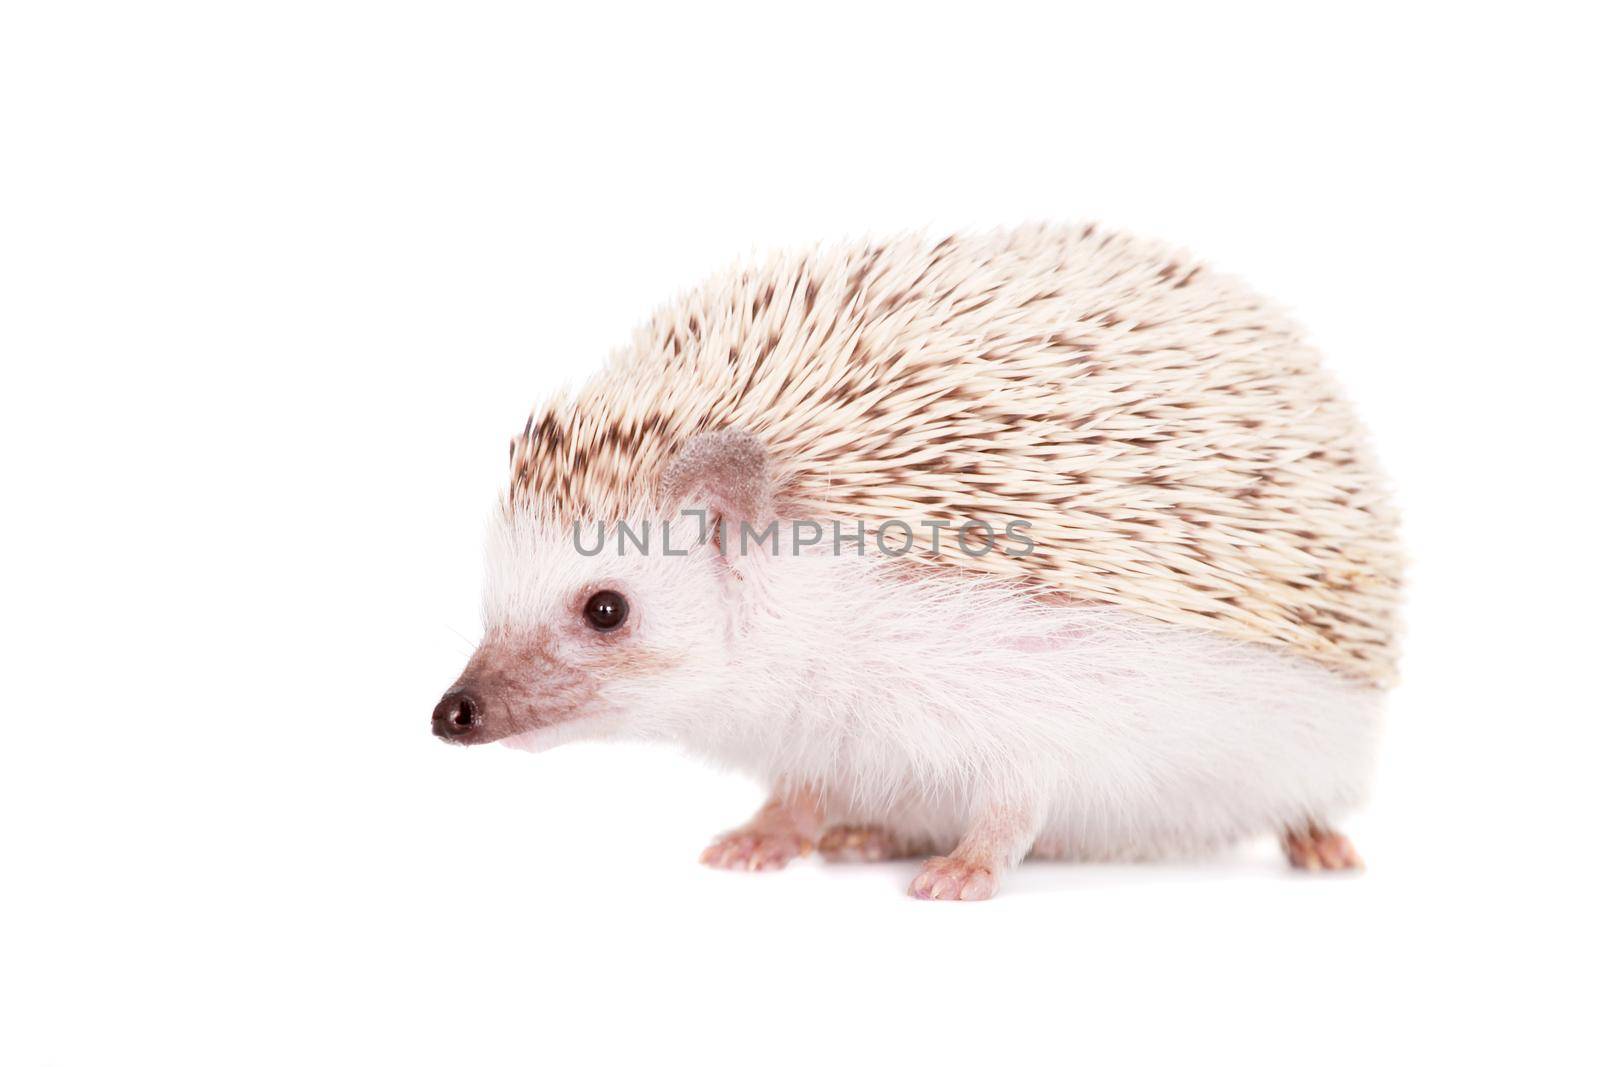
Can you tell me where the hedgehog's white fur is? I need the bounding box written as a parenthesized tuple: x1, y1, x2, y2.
(487, 511, 1380, 861)
(471, 224, 1400, 877)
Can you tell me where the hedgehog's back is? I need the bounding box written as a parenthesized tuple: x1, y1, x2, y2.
(511, 224, 1402, 685)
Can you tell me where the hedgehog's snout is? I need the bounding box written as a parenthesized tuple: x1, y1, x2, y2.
(431, 689, 482, 743)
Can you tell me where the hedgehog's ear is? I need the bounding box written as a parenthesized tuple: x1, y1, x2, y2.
(660, 429, 774, 560)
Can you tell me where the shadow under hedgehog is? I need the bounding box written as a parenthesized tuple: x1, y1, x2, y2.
(432, 224, 1401, 901)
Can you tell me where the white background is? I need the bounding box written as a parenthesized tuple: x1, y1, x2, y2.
(3, 2, 1596, 1064)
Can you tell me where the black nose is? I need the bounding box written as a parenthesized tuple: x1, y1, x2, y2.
(432, 689, 482, 742)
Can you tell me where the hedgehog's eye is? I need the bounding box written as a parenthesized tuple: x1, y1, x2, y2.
(583, 590, 629, 631)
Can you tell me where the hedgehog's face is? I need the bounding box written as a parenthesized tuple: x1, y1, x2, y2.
(432, 429, 772, 750)
(429, 515, 738, 749)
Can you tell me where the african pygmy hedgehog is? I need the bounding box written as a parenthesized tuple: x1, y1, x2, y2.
(432, 223, 1401, 900)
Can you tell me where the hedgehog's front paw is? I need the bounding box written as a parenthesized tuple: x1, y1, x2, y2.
(700, 830, 813, 872)
(908, 856, 997, 901)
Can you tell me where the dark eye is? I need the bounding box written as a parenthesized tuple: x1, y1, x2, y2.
(583, 590, 629, 631)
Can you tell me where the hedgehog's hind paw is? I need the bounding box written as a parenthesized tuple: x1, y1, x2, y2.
(817, 825, 913, 863)
(1282, 825, 1364, 872)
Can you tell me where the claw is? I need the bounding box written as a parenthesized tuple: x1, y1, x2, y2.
(1283, 825, 1362, 873)
(908, 856, 996, 902)
(700, 830, 809, 872)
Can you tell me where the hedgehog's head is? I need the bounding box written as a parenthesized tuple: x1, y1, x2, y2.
(431, 429, 778, 750)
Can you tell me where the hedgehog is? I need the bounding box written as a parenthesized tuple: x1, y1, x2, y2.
(432, 223, 1401, 900)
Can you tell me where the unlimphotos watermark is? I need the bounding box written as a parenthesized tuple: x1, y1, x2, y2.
(573, 510, 1034, 559)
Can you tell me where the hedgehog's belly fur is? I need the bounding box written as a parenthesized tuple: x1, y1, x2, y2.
(804, 640, 1379, 861)
(818, 688, 1381, 864)
(701, 559, 1385, 862)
